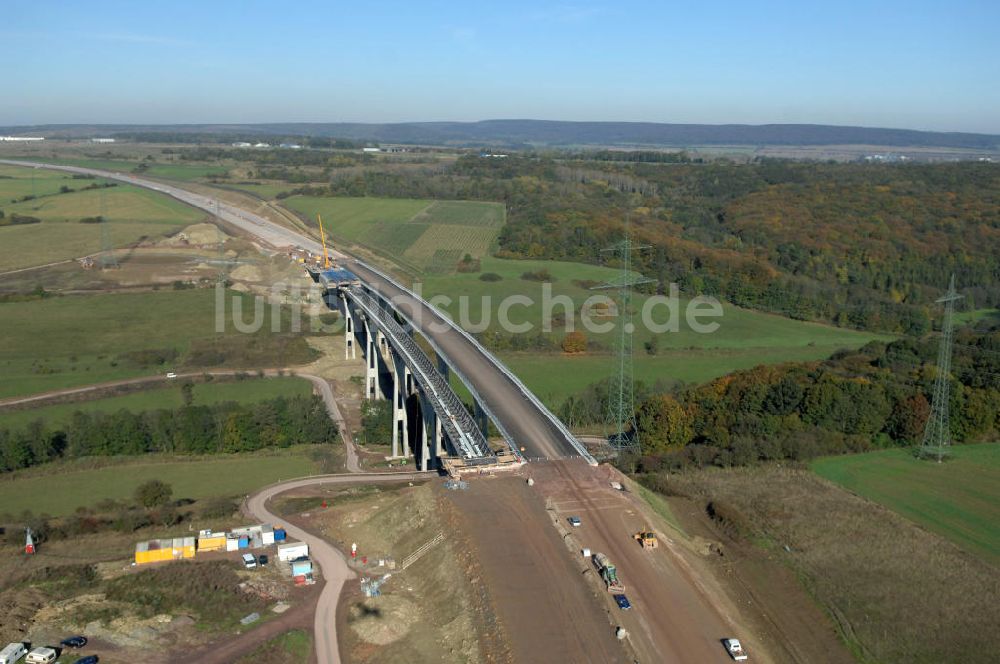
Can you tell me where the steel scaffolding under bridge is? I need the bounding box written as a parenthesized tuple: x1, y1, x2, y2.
(313, 271, 496, 466)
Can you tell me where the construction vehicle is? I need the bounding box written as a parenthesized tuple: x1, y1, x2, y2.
(592, 552, 624, 592)
(634, 530, 658, 549)
(317, 214, 331, 269)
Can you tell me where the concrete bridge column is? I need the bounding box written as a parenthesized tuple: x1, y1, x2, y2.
(341, 293, 357, 360)
(390, 350, 410, 460)
(363, 318, 380, 401)
(418, 392, 432, 472)
(473, 399, 489, 439)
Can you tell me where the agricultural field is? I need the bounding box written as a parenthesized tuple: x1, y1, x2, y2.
(812, 443, 1000, 564)
(0, 449, 319, 516)
(424, 256, 887, 405)
(0, 165, 203, 271)
(0, 289, 313, 399)
(283, 196, 504, 274)
(0, 376, 312, 431)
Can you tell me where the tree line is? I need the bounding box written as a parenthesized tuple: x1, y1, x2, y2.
(620, 320, 1000, 471)
(0, 395, 338, 473)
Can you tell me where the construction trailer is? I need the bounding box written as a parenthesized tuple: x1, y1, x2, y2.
(135, 537, 195, 565)
(277, 541, 309, 562)
(197, 530, 227, 552)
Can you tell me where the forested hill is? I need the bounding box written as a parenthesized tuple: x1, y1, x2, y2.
(5, 120, 1000, 149)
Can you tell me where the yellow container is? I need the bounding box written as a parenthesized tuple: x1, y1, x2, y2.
(198, 536, 226, 552)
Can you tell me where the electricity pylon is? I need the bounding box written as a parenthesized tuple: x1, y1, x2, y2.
(919, 274, 963, 462)
(592, 220, 655, 452)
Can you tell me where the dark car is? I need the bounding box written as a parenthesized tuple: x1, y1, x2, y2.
(76, 656, 99, 664)
(613, 594, 632, 610)
(258, 554, 269, 566)
(60, 636, 88, 648)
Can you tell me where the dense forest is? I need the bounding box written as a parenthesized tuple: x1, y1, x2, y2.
(573, 318, 1000, 470)
(283, 154, 999, 334)
(0, 395, 338, 473)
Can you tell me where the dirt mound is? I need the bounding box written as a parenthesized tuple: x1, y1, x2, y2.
(348, 595, 417, 645)
(230, 264, 264, 282)
(161, 223, 227, 247)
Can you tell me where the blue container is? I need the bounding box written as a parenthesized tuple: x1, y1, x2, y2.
(238, 536, 249, 549)
(274, 529, 287, 542)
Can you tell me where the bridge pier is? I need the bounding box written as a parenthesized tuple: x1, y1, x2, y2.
(418, 392, 444, 472)
(391, 350, 411, 459)
(473, 399, 489, 439)
(341, 292, 357, 360)
(363, 318, 380, 400)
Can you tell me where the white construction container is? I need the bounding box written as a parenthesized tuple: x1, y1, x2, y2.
(262, 524, 275, 546)
(226, 535, 240, 552)
(277, 541, 309, 562)
(1, 643, 27, 664)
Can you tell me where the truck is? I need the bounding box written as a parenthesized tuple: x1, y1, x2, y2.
(592, 552, 624, 592)
(724, 638, 748, 661)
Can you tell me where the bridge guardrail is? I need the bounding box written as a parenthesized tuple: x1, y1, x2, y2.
(347, 288, 492, 460)
(355, 260, 598, 466)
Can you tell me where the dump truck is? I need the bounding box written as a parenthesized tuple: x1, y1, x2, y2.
(634, 531, 658, 549)
(592, 552, 624, 592)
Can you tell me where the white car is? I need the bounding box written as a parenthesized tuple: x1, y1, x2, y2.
(166, 372, 177, 379)
(724, 638, 748, 661)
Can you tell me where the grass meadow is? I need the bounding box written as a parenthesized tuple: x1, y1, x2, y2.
(0, 449, 319, 517)
(0, 289, 303, 399)
(812, 443, 1000, 564)
(0, 376, 312, 431)
(0, 164, 203, 271)
(423, 255, 887, 405)
(666, 464, 1000, 664)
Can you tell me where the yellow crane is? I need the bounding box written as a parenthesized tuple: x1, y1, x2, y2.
(317, 214, 331, 269)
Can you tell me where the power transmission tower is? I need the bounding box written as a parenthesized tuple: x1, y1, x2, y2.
(919, 274, 963, 462)
(592, 220, 655, 453)
(99, 184, 119, 269)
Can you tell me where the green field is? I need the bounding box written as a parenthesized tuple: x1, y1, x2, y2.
(0, 376, 312, 430)
(5, 157, 227, 181)
(283, 196, 505, 273)
(424, 255, 886, 404)
(0, 165, 203, 271)
(0, 289, 299, 399)
(0, 451, 319, 516)
(812, 444, 1000, 564)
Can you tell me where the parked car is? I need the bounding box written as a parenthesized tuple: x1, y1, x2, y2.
(76, 656, 100, 664)
(613, 593, 632, 610)
(568, 516, 582, 527)
(60, 636, 87, 649)
(242, 553, 257, 569)
(165, 372, 177, 379)
(258, 554, 269, 566)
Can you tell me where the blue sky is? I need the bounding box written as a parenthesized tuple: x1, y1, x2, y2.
(4, 0, 999, 132)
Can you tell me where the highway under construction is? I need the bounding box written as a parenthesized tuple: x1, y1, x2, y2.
(0, 159, 767, 664)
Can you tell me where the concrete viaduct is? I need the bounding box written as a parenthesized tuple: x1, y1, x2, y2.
(1, 159, 596, 470)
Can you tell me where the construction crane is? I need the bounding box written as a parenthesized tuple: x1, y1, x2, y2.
(317, 214, 332, 269)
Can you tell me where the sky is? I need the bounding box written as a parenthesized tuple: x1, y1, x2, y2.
(4, 0, 1000, 133)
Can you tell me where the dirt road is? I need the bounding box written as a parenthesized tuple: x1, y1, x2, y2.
(534, 459, 763, 664)
(245, 472, 429, 664)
